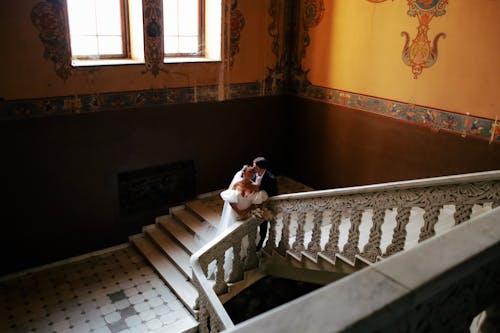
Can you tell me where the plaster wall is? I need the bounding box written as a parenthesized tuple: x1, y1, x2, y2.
(304, 0, 500, 119)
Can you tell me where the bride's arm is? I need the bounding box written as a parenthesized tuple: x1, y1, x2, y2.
(230, 203, 251, 218)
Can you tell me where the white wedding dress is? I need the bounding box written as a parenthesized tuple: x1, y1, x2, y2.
(207, 171, 268, 279)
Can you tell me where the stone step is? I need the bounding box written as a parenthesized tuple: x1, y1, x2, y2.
(186, 199, 221, 229)
(163, 315, 199, 333)
(157, 216, 201, 255)
(130, 235, 198, 315)
(144, 225, 192, 279)
(172, 209, 213, 240)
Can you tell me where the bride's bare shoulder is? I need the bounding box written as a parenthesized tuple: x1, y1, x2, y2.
(232, 181, 243, 190)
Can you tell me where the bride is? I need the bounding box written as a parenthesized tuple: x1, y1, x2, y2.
(207, 165, 268, 279)
(218, 165, 268, 233)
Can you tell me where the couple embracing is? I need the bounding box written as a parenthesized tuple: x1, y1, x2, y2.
(218, 157, 278, 251)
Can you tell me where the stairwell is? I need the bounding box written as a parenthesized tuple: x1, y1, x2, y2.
(129, 177, 314, 331)
(129, 172, 499, 332)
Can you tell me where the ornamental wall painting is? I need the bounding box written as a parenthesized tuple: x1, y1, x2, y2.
(368, 0, 448, 79)
(229, 0, 245, 67)
(143, 0, 164, 77)
(31, 0, 72, 80)
(265, 0, 325, 95)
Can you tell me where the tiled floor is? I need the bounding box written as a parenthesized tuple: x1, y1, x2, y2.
(0, 176, 312, 333)
(0, 246, 194, 333)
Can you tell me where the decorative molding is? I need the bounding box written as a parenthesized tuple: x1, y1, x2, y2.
(31, 0, 72, 80)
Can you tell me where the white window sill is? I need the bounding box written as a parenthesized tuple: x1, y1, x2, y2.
(72, 59, 144, 67)
(71, 57, 221, 67)
(163, 57, 221, 64)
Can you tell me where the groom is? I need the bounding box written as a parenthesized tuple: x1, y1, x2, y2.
(252, 157, 278, 251)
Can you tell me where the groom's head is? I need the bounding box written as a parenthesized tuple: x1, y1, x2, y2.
(253, 157, 268, 175)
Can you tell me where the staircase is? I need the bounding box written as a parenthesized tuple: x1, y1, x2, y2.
(130, 172, 500, 332)
(129, 177, 313, 332)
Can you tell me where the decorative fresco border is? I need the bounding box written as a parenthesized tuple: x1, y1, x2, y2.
(0, 82, 264, 120)
(1, 83, 498, 143)
(299, 85, 500, 143)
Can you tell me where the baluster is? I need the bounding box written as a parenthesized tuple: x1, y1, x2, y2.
(291, 211, 307, 254)
(245, 227, 259, 269)
(419, 204, 442, 242)
(208, 307, 222, 333)
(228, 241, 243, 283)
(341, 209, 363, 262)
(322, 210, 342, 260)
(306, 210, 324, 257)
(384, 207, 411, 258)
(264, 216, 277, 252)
(277, 213, 291, 255)
(213, 253, 227, 295)
(360, 209, 385, 262)
(454, 204, 473, 225)
(197, 300, 210, 333)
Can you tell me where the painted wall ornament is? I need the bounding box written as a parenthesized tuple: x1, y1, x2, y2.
(402, 0, 447, 78)
(368, 0, 448, 79)
(31, 0, 72, 80)
(229, 0, 245, 67)
(143, 0, 164, 76)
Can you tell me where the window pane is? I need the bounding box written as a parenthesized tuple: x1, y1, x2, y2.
(163, 0, 179, 36)
(71, 36, 98, 56)
(67, 0, 96, 35)
(96, 0, 122, 35)
(98, 36, 123, 55)
(165, 36, 179, 54)
(178, 0, 198, 35)
(178, 36, 199, 54)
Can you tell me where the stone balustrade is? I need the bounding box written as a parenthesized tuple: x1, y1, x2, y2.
(191, 170, 500, 332)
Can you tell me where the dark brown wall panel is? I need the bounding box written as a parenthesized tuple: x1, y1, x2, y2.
(286, 97, 500, 190)
(0, 96, 289, 275)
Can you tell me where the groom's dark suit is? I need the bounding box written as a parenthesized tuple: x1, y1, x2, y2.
(255, 170, 278, 250)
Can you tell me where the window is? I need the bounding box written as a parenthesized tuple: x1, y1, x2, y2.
(67, 0, 129, 59)
(64, 0, 219, 66)
(163, 0, 203, 57)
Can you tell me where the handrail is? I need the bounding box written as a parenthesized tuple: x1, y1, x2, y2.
(226, 207, 500, 333)
(269, 170, 500, 202)
(190, 217, 263, 332)
(190, 170, 500, 332)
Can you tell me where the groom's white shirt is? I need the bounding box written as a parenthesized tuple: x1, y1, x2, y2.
(255, 170, 266, 186)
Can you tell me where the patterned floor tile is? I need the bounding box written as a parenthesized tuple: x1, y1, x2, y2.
(0, 246, 196, 333)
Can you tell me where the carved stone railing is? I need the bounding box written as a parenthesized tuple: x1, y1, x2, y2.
(190, 217, 263, 332)
(227, 207, 500, 333)
(191, 170, 500, 332)
(265, 170, 500, 265)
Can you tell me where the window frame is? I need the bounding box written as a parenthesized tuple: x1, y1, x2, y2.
(67, 0, 131, 61)
(163, 0, 205, 58)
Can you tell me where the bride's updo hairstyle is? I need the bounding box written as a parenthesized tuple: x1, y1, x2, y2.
(241, 164, 251, 172)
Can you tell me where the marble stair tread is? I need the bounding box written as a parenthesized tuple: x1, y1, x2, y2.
(144, 225, 192, 278)
(131, 236, 198, 313)
(163, 315, 199, 333)
(172, 209, 212, 240)
(158, 216, 201, 255)
(186, 200, 221, 229)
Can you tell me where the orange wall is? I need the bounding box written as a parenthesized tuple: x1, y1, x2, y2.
(304, 0, 500, 119)
(0, 0, 273, 100)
